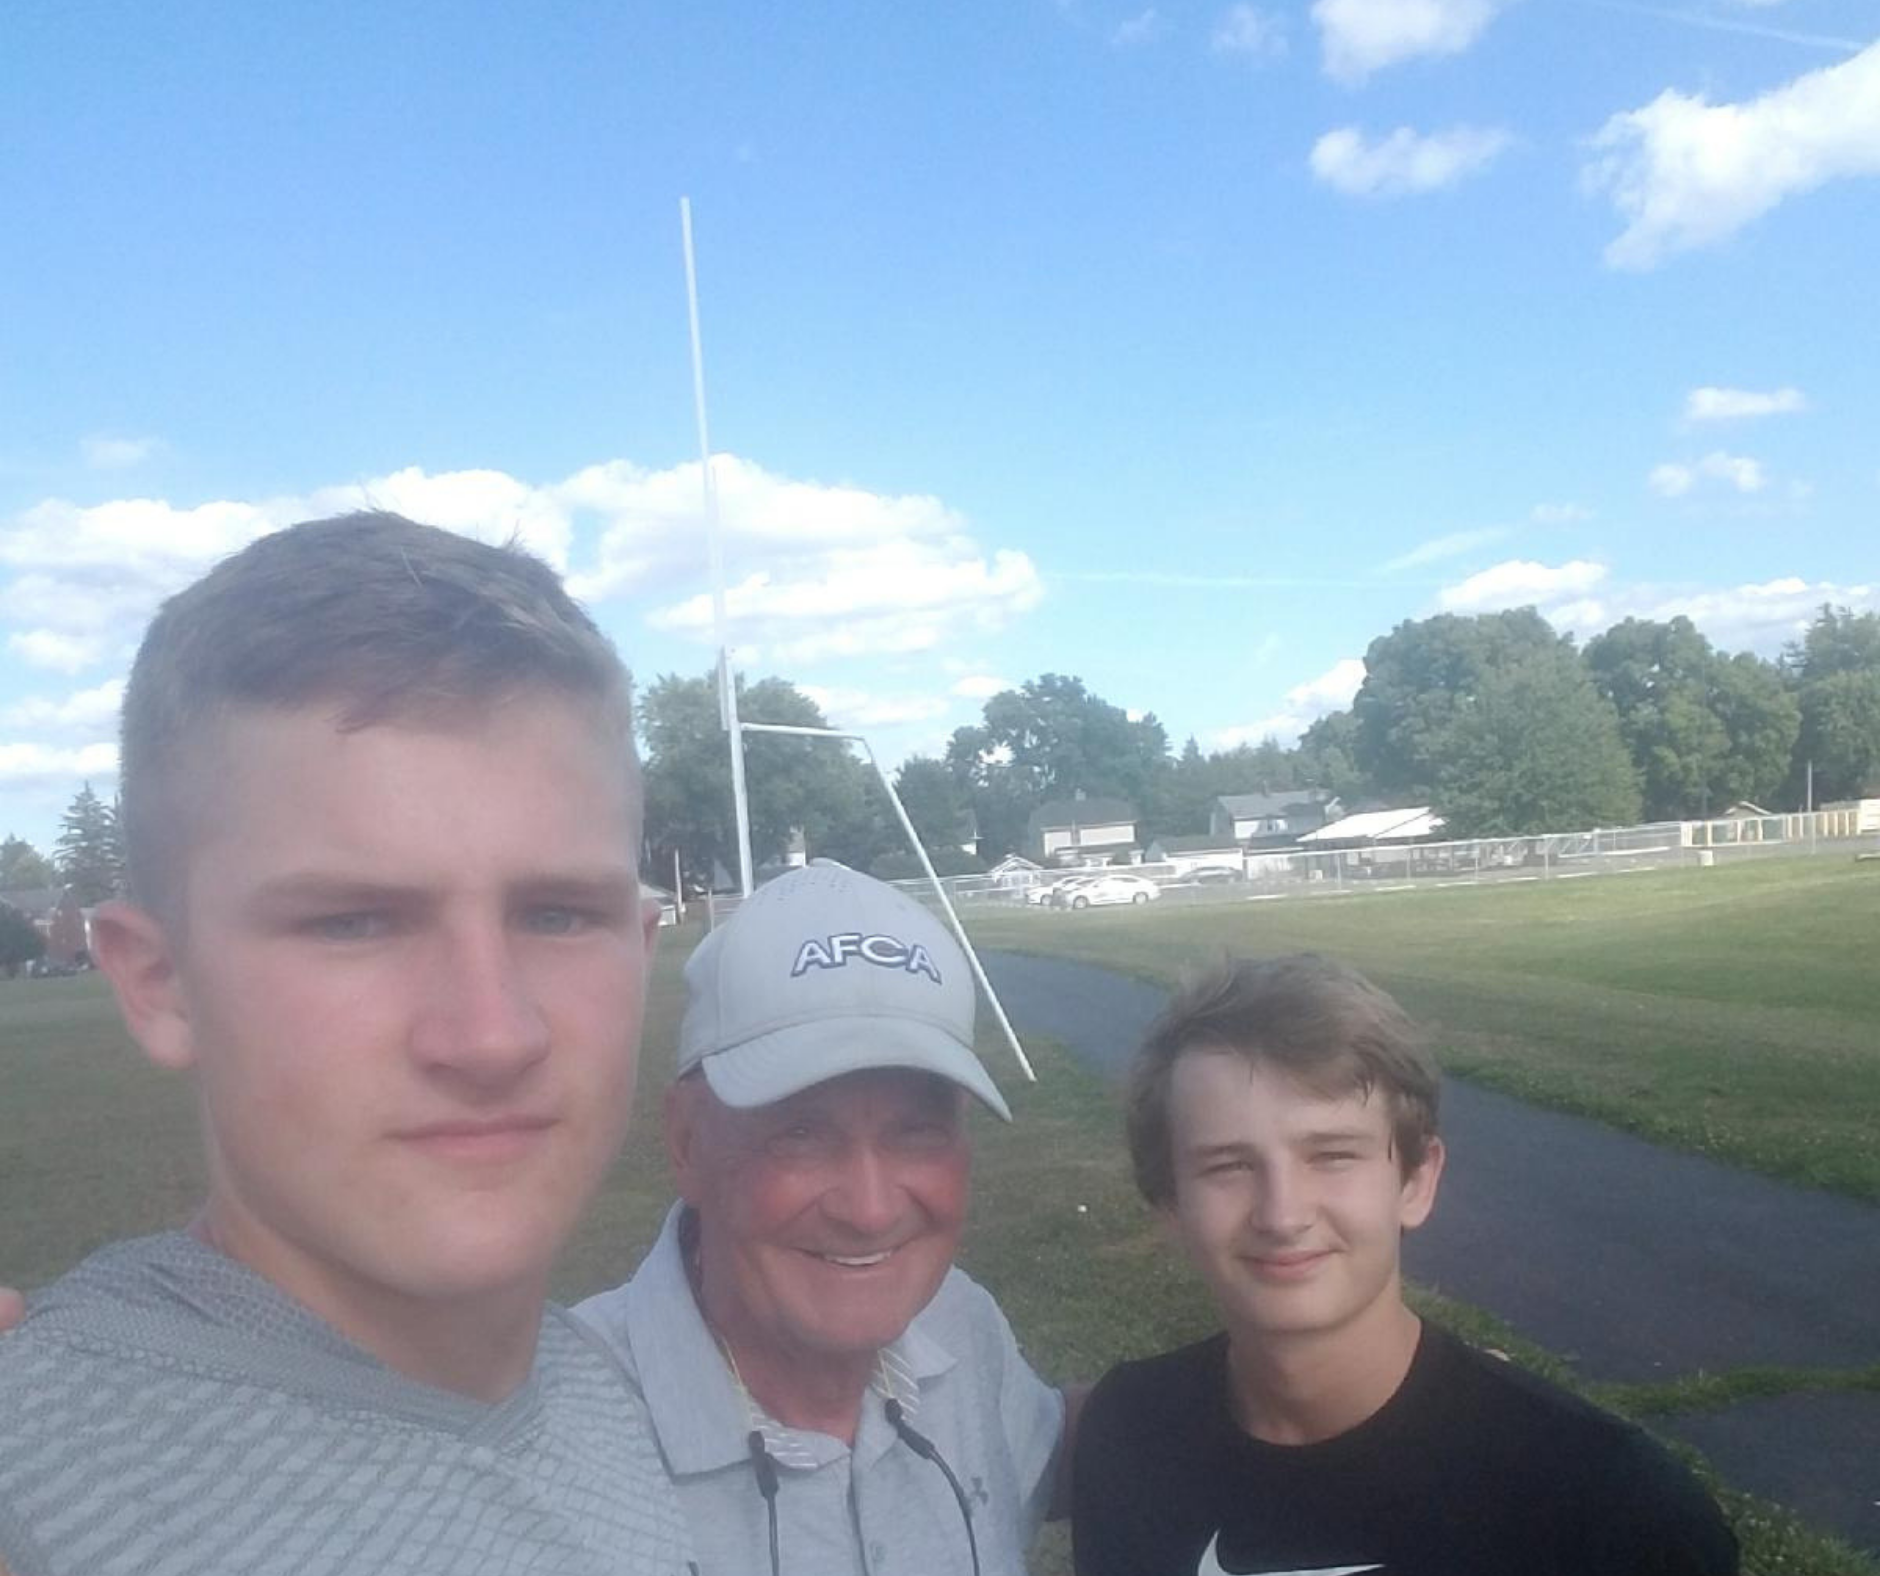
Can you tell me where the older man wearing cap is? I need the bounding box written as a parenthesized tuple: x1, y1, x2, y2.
(576, 861, 1066, 1576)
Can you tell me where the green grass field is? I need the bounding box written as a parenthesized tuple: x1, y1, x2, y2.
(965, 855, 1880, 1202)
(2, 855, 1876, 1574)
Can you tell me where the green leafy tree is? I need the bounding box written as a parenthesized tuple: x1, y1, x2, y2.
(1784, 604, 1880, 682)
(0, 903, 47, 975)
(1435, 650, 1643, 836)
(639, 673, 891, 883)
(1792, 670, 1880, 804)
(1584, 617, 1797, 819)
(1708, 653, 1802, 810)
(1352, 609, 1565, 802)
(55, 783, 123, 905)
(0, 835, 57, 890)
(945, 673, 1170, 858)
(1781, 606, 1880, 804)
(891, 756, 977, 859)
(1143, 738, 1221, 838)
(1292, 710, 1368, 803)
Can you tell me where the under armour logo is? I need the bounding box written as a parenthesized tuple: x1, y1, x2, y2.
(790, 932, 942, 984)
(970, 1474, 990, 1507)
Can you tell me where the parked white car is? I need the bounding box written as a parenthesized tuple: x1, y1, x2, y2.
(1053, 872, 1160, 909)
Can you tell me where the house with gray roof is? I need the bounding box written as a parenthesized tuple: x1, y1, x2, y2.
(1210, 789, 1342, 849)
(1027, 795, 1139, 866)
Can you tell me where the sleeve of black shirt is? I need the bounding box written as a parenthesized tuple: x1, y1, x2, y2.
(1583, 1427, 1740, 1575)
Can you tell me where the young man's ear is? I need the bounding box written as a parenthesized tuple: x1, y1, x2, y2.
(90, 899, 197, 1072)
(1399, 1136, 1446, 1231)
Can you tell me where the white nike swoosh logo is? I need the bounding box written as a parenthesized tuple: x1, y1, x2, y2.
(1195, 1532, 1383, 1576)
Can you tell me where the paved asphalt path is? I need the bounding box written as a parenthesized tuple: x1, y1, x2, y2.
(982, 950, 1880, 1556)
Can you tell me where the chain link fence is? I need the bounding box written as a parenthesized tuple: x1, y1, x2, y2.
(697, 804, 1877, 926)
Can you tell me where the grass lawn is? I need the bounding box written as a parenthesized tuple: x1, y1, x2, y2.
(3, 873, 1875, 1575)
(962, 856, 1880, 1201)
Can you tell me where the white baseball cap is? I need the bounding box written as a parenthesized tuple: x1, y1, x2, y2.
(678, 861, 1013, 1120)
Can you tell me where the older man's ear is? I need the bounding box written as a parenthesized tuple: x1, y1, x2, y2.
(0, 1288, 22, 1333)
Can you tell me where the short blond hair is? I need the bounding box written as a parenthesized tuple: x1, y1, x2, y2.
(119, 512, 635, 918)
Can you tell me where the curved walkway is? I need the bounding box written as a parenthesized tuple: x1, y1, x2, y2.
(982, 950, 1880, 1557)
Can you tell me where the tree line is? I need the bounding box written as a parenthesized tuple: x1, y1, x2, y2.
(634, 604, 1880, 881)
(5, 606, 1875, 909)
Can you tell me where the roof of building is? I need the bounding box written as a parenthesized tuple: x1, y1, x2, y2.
(0, 887, 65, 919)
(1029, 797, 1137, 830)
(1215, 789, 1335, 819)
(987, 854, 1043, 875)
(1298, 807, 1442, 844)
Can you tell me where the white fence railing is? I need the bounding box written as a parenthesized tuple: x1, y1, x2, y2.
(698, 805, 1877, 926)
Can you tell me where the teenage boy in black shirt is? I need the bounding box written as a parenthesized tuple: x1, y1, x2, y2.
(1073, 954, 1737, 1576)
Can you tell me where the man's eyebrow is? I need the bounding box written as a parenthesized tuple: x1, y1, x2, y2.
(1297, 1127, 1384, 1148)
(509, 869, 639, 898)
(245, 874, 428, 910)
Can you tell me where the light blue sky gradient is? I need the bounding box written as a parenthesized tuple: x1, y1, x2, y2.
(3, 0, 1875, 849)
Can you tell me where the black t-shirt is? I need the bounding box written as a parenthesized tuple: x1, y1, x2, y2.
(1072, 1323, 1737, 1576)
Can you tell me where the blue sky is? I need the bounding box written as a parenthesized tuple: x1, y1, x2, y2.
(3, 0, 1876, 852)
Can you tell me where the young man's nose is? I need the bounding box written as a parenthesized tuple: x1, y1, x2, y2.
(1247, 1165, 1313, 1237)
(409, 923, 551, 1085)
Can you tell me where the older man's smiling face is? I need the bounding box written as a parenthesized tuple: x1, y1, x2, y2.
(669, 1067, 971, 1410)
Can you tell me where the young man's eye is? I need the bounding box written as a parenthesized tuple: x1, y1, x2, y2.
(1312, 1150, 1359, 1167)
(309, 912, 390, 942)
(520, 906, 590, 936)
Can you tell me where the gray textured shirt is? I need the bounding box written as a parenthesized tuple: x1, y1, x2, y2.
(0, 1233, 697, 1576)
(575, 1204, 1064, 1576)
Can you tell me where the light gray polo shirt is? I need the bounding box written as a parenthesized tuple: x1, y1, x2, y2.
(576, 1204, 1064, 1576)
(0, 1232, 697, 1576)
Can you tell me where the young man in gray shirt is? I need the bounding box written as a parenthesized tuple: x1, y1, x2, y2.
(0, 515, 695, 1576)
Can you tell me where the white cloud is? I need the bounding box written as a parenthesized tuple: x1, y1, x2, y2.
(1110, 8, 1165, 47)
(1212, 4, 1286, 58)
(1312, 0, 1508, 83)
(797, 686, 951, 731)
(950, 674, 1013, 700)
(1310, 124, 1511, 197)
(647, 538, 1043, 664)
(1211, 657, 1367, 748)
(7, 630, 105, 674)
(1630, 577, 1873, 652)
(1584, 42, 1880, 269)
(1648, 451, 1767, 496)
(1429, 559, 1874, 656)
(1684, 385, 1808, 422)
(1552, 575, 1875, 652)
(0, 678, 124, 735)
(1648, 463, 1695, 498)
(1439, 559, 1609, 613)
(0, 740, 118, 787)
(81, 435, 162, 472)
(1530, 502, 1593, 524)
(1, 454, 1037, 688)
(1380, 527, 1507, 572)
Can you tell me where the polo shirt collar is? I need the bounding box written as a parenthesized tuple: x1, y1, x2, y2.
(624, 1203, 958, 1477)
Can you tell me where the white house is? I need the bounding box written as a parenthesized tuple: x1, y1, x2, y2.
(1210, 790, 1341, 847)
(1027, 796, 1139, 866)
